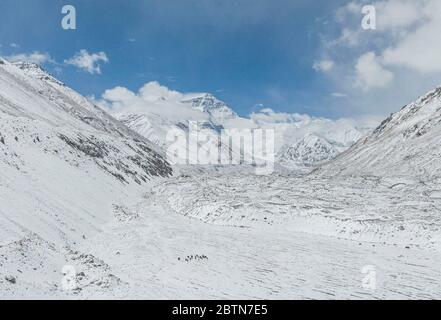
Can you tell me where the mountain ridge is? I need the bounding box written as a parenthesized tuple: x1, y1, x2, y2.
(0, 57, 172, 246)
(315, 85, 441, 177)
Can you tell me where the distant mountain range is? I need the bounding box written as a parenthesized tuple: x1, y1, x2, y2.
(110, 88, 374, 171)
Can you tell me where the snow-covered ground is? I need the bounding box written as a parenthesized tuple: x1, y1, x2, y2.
(158, 173, 441, 250)
(2, 173, 441, 299)
(84, 175, 441, 299)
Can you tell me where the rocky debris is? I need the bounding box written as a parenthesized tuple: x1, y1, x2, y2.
(89, 274, 123, 289)
(113, 205, 139, 222)
(70, 252, 109, 270)
(372, 114, 393, 135)
(5, 275, 16, 284)
(58, 132, 171, 184)
(58, 133, 107, 159)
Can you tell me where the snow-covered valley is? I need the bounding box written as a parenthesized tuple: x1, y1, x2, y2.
(3, 174, 441, 299)
(1, 58, 441, 299)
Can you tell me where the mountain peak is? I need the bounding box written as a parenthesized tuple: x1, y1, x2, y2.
(12, 60, 41, 69)
(317, 84, 441, 177)
(280, 133, 338, 166)
(11, 60, 64, 86)
(182, 93, 237, 119)
(0, 55, 172, 184)
(372, 86, 441, 138)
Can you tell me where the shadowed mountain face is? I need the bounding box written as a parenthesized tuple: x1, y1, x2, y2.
(0, 58, 172, 245)
(0, 59, 172, 181)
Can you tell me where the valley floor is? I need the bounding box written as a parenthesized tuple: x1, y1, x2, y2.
(1, 174, 441, 299)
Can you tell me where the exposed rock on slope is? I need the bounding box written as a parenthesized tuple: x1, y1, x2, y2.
(0, 58, 172, 246)
(316, 86, 441, 177)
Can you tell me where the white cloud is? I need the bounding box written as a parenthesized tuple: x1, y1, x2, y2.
(382, 19, 441, 73)
(336, 28, 361, 47)
(331, 92, 348, 98)
(5, 51, 53, 65)
(336, 0, 423, 33)
(313, 59, 335, 72)
(53, 66, 63, 74)
(65, 49, 109, 74)
(329, 0, 441, 76)
(375, 0, 423, 31)
(314, 0, 441, 115)
(9, 43, 19, 48)
(250, 108, 312, 125)
(248, 107, 380, 153)
(97, 81, 208, 122)
(138, 81, 183, 102)
(102, 86, 137, 103)
(355, 52, 394, 90)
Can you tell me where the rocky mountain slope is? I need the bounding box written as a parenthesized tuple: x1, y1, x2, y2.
(0, 58, 171, 247)
(317, 86, 441, 177)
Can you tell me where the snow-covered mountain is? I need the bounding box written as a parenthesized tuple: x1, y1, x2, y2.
(0, 58, 171, 246)
(182, 93, 238, 121)
(108, 87, 374, 171)
(317, 86, 441, 177)
(279, 133, 339, 167)
(114, 94, 232, 150)
(12, 61, 65, 86)
(244, 108, 373, 170)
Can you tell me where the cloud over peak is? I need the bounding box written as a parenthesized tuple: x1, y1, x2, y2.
(5, 51, 53, 65)
(96, 81, 208, 122)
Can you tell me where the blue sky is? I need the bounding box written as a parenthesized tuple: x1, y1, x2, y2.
(1, 0, 441, 119)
